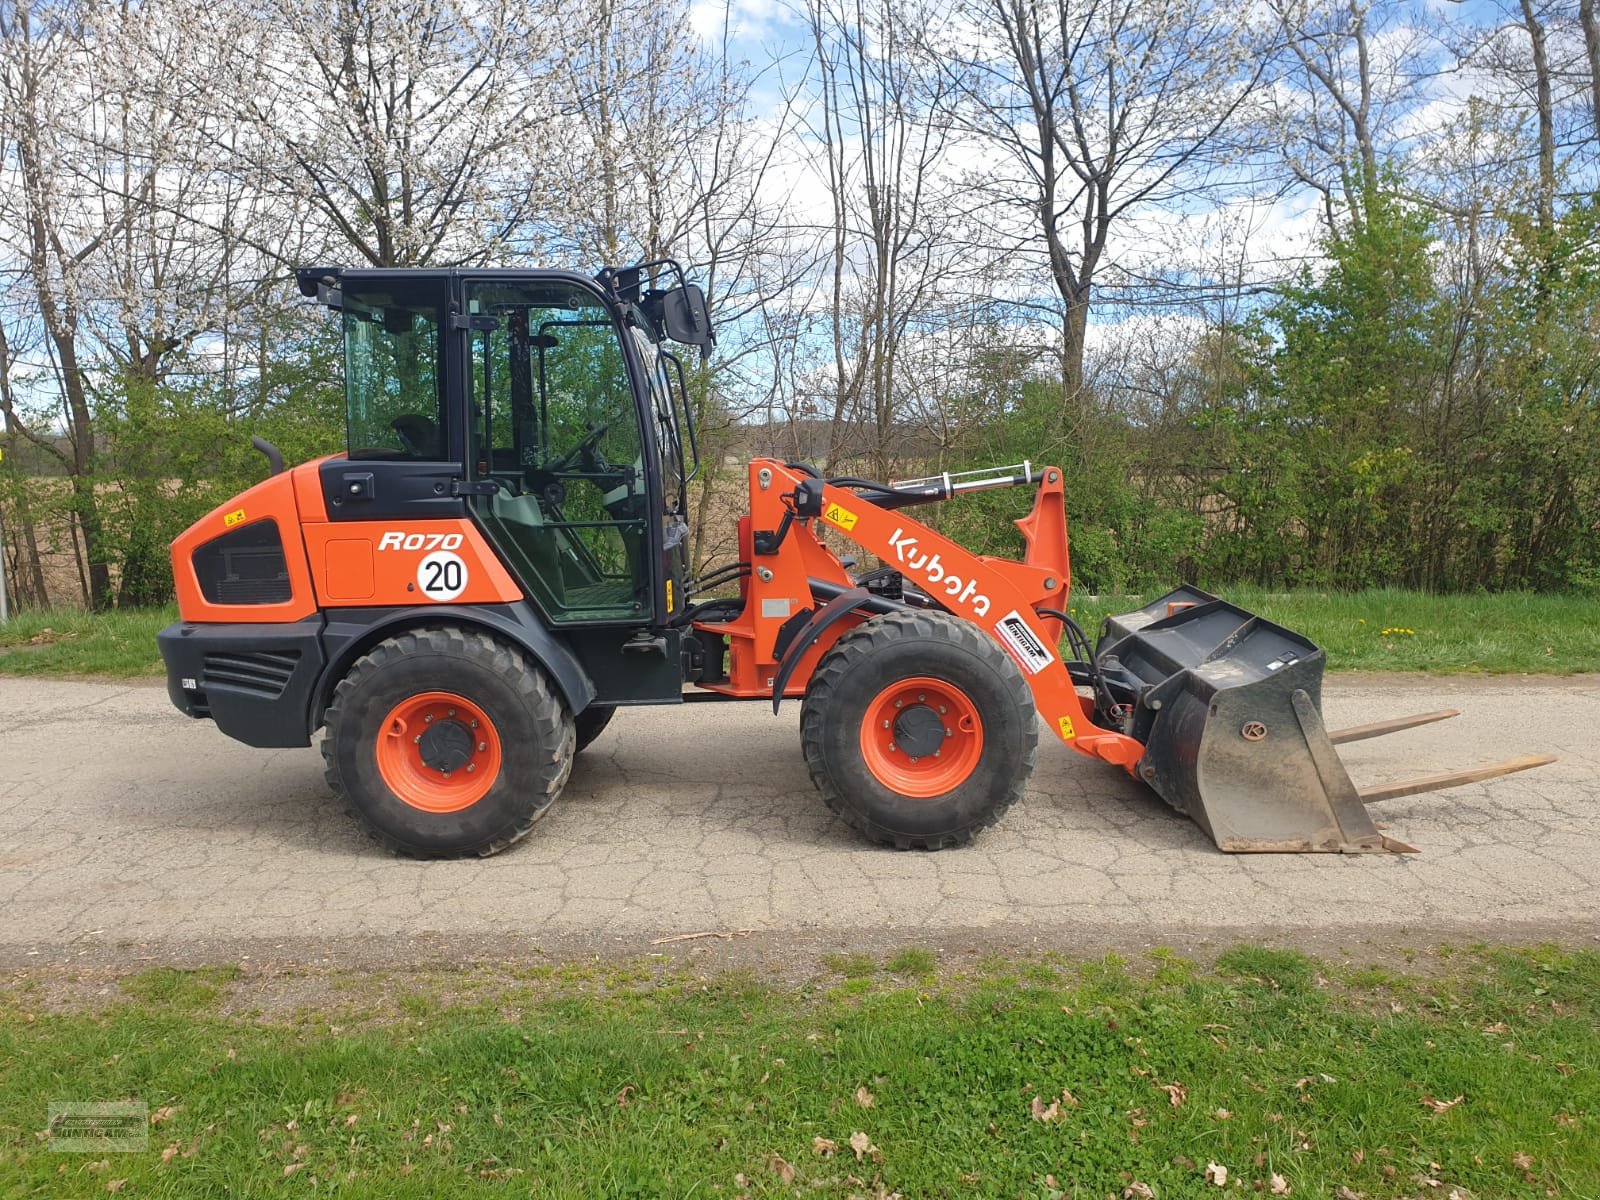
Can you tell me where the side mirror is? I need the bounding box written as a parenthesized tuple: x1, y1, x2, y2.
(661, 285, 714, 356)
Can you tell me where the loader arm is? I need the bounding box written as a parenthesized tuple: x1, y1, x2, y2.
(809, 477, 1142, 770)
(692, 458, 1143, 770)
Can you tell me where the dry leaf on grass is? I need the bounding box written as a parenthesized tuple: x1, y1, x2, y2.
(812, 1136, 837, 1157)
(1030, 1095, 1065, 1123)
(855, 1086, 875, 1108)
(1420, 1094, 1464, 1114)
(1270, 1172, 1291, 1194)
(1162, 1082, 1187, 1108)
(1512, 1151, 1533, 1170)
(1214, 1108, 1232, 1120)
(1122, 1183, 1154, 1199)
(616, 1085, 635, 1108)
(767, 1152, 795, 1184)
(105, 1183, 127, 1195)
(847, 1131, 883, 1164)
(1204, 1162, 1228, 1187)
(150, 1106, 179, 1126)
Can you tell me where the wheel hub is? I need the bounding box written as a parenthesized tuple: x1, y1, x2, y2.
(375, 691, 502, 813)
(892, 705, 945, 757)
(418, 719, 474, 773)
(860, 676, 985, 799)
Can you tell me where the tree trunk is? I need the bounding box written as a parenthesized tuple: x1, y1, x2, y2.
(1582, 0, 1600, 138)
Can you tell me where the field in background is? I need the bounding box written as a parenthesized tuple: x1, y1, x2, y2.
(2, 590, 1595, 679)
(1068, 588, 1600, 675)
(2, 946, 1596, 1197)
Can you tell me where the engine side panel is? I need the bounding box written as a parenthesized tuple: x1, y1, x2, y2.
(300, 520, 523, 608)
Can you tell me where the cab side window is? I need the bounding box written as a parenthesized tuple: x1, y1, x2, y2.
(342, 282, 446, 460)
(465, 283, 649, 622)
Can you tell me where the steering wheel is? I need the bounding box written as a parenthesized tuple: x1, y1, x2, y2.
(548, 420, 613, 473)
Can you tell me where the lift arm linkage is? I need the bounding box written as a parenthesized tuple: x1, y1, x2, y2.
(704, 459, 1144, 770)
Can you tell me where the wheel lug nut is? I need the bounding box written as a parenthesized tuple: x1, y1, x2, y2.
(470, 719, 479, 729)
(466, 764, 475, 773)
(910, 756, 919, 764)
(939, 705, 946, 714)
(895, 699, 903, 708)
(413, 735, 421, 744)
(448, 709, 456, 717)
(424, 714, 433, 723)
(945, 728, 953, 737)
(477, 742, 487, 752)
(918, 693, 925, 702)
(934, 750, 941, 757)
(888, 743, 897, 752)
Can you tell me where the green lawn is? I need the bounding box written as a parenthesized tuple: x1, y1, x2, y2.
(0, 588, 1595, 679)
(0, 606, 172, 679)
(2, 947, 1596, 1197)
(1069, 586, 1600, 674)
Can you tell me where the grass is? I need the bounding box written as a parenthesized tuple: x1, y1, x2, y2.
(0, 587, 1595, 679)
(1067, 586, 1600, 674)
(0, 605, 173, 679)
(2, 947, 1597, 1198)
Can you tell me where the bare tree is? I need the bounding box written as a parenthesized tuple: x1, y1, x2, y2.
(0, 0, 115, 606)
(1583, 0, 1600, 134)
(215, 0, 562, 268)
(928, 0, 1269, 402)
(804, 0, 957, 474)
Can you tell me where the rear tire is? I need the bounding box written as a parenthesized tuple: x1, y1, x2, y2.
(574, 704, 616, 753)
(800, 610, 1037, 849)
(321, 626, 575, 857)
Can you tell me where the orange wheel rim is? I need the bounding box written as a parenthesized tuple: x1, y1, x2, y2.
(859, 676, 984, 798)
(374, 691, 502, 813)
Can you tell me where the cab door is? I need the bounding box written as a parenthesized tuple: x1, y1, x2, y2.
(461, 279, 654, 625)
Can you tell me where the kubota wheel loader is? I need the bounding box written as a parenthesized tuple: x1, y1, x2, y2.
(156, 262, 1552, 857)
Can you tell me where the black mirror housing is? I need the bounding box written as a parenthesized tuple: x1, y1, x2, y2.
(661, 285, 714, 356)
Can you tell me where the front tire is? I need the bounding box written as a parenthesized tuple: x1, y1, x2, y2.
(321, 626, 575, 857)
(800, 610, 1038, 849)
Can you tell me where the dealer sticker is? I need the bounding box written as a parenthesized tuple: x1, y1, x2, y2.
(994, 609, 1056, 675)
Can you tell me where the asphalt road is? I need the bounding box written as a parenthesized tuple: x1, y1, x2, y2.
(1, 674, 1596, 966)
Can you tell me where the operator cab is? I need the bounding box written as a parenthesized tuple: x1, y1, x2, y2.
(296, 262, 709, 641)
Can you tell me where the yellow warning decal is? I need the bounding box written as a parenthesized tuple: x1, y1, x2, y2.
(822, 502, 858, 532)
(223, 508, 247, 527)
(1057, 714, 1076, 741)
(666, 578, 675, 612)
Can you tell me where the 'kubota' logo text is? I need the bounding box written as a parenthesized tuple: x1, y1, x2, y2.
(887, 528, 991, 617)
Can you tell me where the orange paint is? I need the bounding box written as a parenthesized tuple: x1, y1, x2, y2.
(302, 520, 522, 608)
(860, 676, 984, 797)
(691, 459, 1145, 773)
(170, 470, 318, 624)
(374, 690, 502, 812)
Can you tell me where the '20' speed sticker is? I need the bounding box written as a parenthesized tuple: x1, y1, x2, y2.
(417, 551, 468, 601)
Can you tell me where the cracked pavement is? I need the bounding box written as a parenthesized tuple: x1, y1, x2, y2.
(1, 674, 1596, 966)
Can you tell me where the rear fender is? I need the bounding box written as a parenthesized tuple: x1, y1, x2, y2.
(313, 602, 597, 730)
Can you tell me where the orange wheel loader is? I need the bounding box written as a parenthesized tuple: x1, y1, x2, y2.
(156, 263, 1552, 857)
